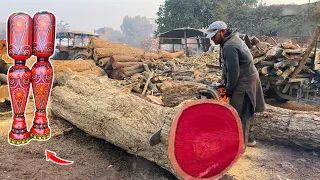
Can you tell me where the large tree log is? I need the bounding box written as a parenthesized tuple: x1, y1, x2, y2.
(110, 55, 143, 63)
(254, 104, 320, 150)
(110, 66, 146, 80)
(144, 52, 161, 60)
(118, 60, 152, 73)
(50, 74, 243, 180)
(88, 37, 145, 53)
(93, 48, 145, 60)
(49, 73, 320, 179)
(51, 60, 103, 73)
(112, 61, 142, 69)
(157, 50, 185, 59)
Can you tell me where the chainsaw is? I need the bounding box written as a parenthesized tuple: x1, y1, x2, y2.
(196, 83, 228, 102)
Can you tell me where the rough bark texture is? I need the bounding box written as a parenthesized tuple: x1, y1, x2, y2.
(51, 60, 106, 77)
(144, 52, 161, 60)
(50, 74, 181, 177)
(157, 50, 184, 59)
(93, 48, 145, 60)
(112, 61, 142, 69)
(110, 55, 143, 63)
(254, 104, 320, 150)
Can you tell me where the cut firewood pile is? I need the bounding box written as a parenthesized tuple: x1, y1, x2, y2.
(246, 35, 320, 81)
(93, 52, 222, 107)
(89, 37, 185, 80)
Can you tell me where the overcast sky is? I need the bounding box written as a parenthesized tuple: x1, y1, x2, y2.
(0, 0, 316, 32)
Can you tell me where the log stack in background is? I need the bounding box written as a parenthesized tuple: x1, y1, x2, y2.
(247, 37, 318, 81)
(88, 37, 185, 80)
(104, 55, 152, 80)
(105, 52, 222, 107)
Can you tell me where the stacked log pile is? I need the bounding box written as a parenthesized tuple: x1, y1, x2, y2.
(105, 52, 221, 107)
(88, 37, 185, 80)
(103, 55, 153, 80)
(247, 36, 319, 82)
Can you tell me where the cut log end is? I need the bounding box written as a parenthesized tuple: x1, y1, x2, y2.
(169, 100, 244, 179)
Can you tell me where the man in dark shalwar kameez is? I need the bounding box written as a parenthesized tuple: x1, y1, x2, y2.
(206, 21, 266, 148)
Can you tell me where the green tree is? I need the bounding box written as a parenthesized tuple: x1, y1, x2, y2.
(154, 0, 320, 37)
(120, 15, 152, 48)
(155, 0, 217, 36)
(155, 0, 258, 36)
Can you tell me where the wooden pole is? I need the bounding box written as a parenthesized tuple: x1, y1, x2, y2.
(290, 25, 320, 79)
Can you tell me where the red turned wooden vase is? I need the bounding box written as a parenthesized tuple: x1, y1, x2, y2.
(7, 12, 33, 145)
(168, 99, 244, 180)
(30, 11, 56, 140)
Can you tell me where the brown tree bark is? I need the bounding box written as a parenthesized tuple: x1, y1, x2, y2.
(98, 57, 110, 67)
(112, 61, 142, 69)
(254, 104, 320, 150)
(49, 74, 243, 180)
(110, 55, 143, 63)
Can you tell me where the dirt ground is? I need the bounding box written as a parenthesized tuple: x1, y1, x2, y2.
(1, 99, 320, 180)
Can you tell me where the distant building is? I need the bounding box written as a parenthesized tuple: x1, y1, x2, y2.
(94, 27, 109, 41)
